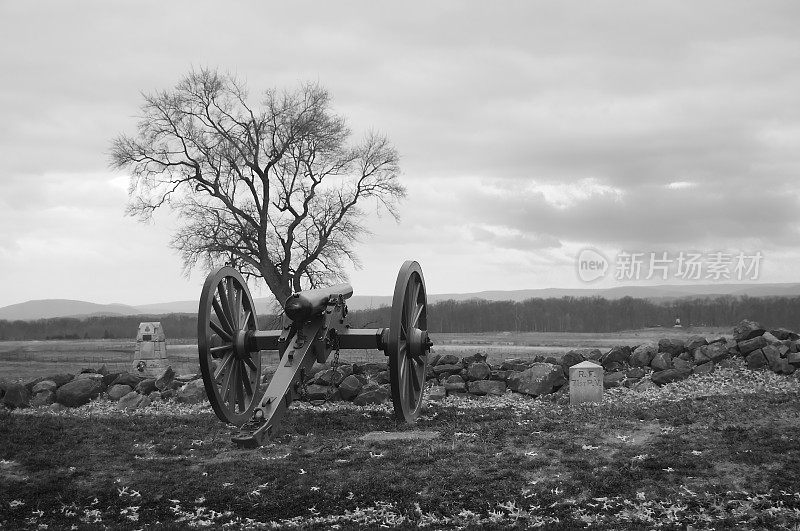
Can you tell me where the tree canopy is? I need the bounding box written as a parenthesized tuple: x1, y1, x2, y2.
(111, 68, 405, 301)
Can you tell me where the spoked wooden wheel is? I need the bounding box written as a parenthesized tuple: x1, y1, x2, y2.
(198, 266, 261, 426)
(388, 260, 431, 423)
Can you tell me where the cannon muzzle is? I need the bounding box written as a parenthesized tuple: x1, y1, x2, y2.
(283, 283, 353, 322)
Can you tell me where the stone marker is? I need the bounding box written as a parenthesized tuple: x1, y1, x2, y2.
(569, 361, 603, 405)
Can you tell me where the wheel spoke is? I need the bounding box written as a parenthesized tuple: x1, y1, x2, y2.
(210, 320, 232, 343)
(235, 361, 245, 412)
(233, 285, 242, 329)
(217, 283, 235, 332)
(212, 297, 233, 334)
(242, 310, 252, 329)
(214, 351, 234, 381)
(241, 369, 253, 397)
(243, 355, 257, 372)
(225, 277, 237, 328)
(411, 302, 424, 329)
(410, 359, 422, 393)
(221, 359, 235, 404)
(210, 344, 232, 357)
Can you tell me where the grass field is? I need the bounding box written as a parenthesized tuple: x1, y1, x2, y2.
(2, 361, 800, 529)
(0, 327, 731, 382)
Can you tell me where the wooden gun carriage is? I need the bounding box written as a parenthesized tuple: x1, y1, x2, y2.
(197, 261, 432, 448)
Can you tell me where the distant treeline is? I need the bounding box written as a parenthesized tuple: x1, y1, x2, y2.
(1, 295, 799, 340)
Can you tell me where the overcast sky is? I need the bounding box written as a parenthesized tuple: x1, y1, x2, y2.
(1, 1, 799, 307)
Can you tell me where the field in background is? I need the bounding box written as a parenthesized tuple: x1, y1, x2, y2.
(0, 327, 732, 382)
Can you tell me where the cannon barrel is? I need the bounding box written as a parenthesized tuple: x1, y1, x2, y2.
(283, 283, 353, 322)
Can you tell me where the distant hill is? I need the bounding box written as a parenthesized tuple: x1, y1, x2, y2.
(2, 283, 800, 321)
(0, 299, 142, 321)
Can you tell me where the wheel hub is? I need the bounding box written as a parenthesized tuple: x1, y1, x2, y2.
(234, 329, 250, 359)
(407, 328, 430, 359)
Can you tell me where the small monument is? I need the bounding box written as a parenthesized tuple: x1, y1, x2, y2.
(674, 317, 682, 328)
(569, 360, 603, 405)
(131, 322, 168, 377)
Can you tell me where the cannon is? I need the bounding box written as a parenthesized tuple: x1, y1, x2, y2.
(197, 260, 432, 448)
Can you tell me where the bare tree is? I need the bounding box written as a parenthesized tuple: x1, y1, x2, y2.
(110, 68, 405, 302)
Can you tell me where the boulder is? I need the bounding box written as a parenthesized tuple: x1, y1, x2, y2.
(437, 354, 459, 366)
(149, 391, 162, 402)
(118, 391, 145, 410)
(338, 375, 363, 401)
(761, 332, 781, 345)
(1, 383, 31, 409)
(304, 384, 331, 401)
(79, 368, 97, 374)
(693, 362, 715, 376)
(102, 372, 120, 387)
(428, 386, 447, 401)
(771, 328, 800, 341)
(650, 352, 673, 372)
(444, 381, 466, 393)
(677, 352, 693, 362)
(737, 336, 767, 356)
(425, 364, 436, 381)
(175, 373, 201, 383)
(574, 348, 603, 362)
(626, 367, 646, 380)
(31, 380, 58, 394)
(432, 364, 463, 377)
(500, 359, 532, 372)
(155, 366, 175, 391)
(651, 368, 692, 385)
(630, 344, 657, 368)
(112, 373, 141, 388)
(461, 353, 488, 366)
(30, 390, 55, 407)
(745, 350, 768, 370)
(96, 365, 109, 376)
(693, 347, 711, 365)
(733, 320, 766, 342)
(545, 356, 559, 365)
(56, 378, 103, 407)
(673, 358, 693, 371)
(507, 363, 566, 397)
(684, 335, 708, 351)
(699, 342, 729, 362)
(361, 362, 388, 375)
(788, 352, 800, 366)
(761, 345, 782, 372)
(468, 380, 506, 396)
(315, 368, 346, 386)
(75, 372, 104, 382)
(560, 350, 586, 373)
(603, 372, 625, 388)
(353, 387, 390, 405)
(108, 384, 133, 401)
(490, 370, 511, 381)
(176, 379, 207, 404)
(45, 374, 74, 387)
(658, 338, 685, 356)
(427, 354, 441, 367)
(374, 371, 391, 385)
(135, 379, 157, 395)
(466, 362, 491, 381)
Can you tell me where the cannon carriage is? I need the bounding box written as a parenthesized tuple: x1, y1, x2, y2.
(197, 261, 432, 448)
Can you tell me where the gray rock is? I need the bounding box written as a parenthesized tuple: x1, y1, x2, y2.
(112, 373, 141, 388)
(149, 391, 162, 402)
(427, 386, 447, 401)
(315, 368, 345, 386)
(651, 352, 673, 372)
(374, 370, 391, 385)
(45, 374, 74, 387)
(658, 338, 685, 356)
(102, 372, 120, 387)
(693, 347, 711, 365)
(428, 354, 441, 367)
(466, 362, 491, 381)
(507, 363, 566, 396)
(1, 383, 31, 409)
(432, 364, 463, 377)
(445, 374, 464, 384)
(788, 352, 800, 366)
(500, 359, 531, 372)
(175, 373, 201, 383)
(733, 319, 766, 342)
(30, 390, 55, 407)
(56, 378, 103, 407)
(761, 332, 781, 345)
(651, 368, 692, 385)
(626, 367, 646, 380)
(684, 335, 708, 351)
(425, 364, 436, 381)
(700, 342, 729, 362)
(338, 375, 363, 401)
(603, 372, 625, 388)
(303, 384, 331, 401)
(437, 354, 459, 366)
(75, 372, 104, 382)
(490, 370, 511, 381)
(673, 358, 693, 371)
(467, 380, 506, 396)
(155, 366, 175, 391)
(32, 380, 58, 394)
(745, 349, 768, 370)
(762, 345, 782, 372)
(693, 362, 715, 376)
(108, 384, 133, 401)
(630, 344, 657, 367)
(560, 350, 586, 372)
(118, 391, 145, 410)
(176, 379, 207, 404)
(771, 328, 800, 341)
(461, 353, 488, 366)
(135, 379, 157, 395)
(444, 381, 466, 393)
(361, 362, 388, 375)
(353, 387, 390, 405)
